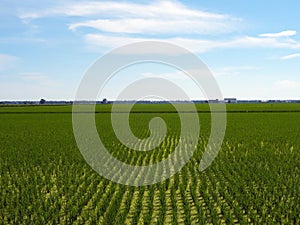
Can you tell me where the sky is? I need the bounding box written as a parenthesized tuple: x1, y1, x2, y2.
(1, 0, 300, 100)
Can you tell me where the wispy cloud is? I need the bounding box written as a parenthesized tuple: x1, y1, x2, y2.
(84, 34, 300, 53)
(16, 1, 300, 55)
(21, 1, 239, 36)
(259, 30, 297, 38)
(281, 53, 300, 60)
(67, 0, 238, 35)
(70, 18, 235, 35)
(19, 1, 230, 20)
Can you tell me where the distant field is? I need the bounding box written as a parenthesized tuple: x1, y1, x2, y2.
(0, 104, 299, 224)
(1, 102, 300, 113)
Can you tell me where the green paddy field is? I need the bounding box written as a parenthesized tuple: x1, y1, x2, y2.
(0, 103, 299, 224)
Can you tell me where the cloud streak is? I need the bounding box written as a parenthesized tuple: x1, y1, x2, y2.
(259, 30, 297, 38)
(84, 34, 300, 53)
(16, 1, 300, 54)
(20, 1, 239, 36)
(69, 18, 235, 35)
(281, 53, 300, 60)
(20, 1, 231, 20)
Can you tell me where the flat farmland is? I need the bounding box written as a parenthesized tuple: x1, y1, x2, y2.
(0, 104, 299, 224)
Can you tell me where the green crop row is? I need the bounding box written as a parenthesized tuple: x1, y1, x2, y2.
(1, 103, 300, 113)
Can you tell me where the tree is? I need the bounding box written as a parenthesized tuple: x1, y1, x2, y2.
(40, 99, 46, 104)
(101, 98, 107, 104)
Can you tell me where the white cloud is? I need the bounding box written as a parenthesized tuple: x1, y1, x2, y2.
(275, 80, 300, 88)
(17, 1, 300, 54)
(259, 30, 297, 38)
(84, 34, 220, 53)
(21, 1, 238, 35)
(84, 34, 300, 53)
(69, 18, 235, 35)
(20, 1, 230, 20)
(0, 54, 19, 71)
(281, 53, 300, 60)
(66, 0, 227, 19)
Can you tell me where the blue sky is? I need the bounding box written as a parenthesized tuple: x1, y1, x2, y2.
(1, 0, 300, 100)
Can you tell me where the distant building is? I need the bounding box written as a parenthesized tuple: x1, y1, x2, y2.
(208, 99, 219, 104)
(224, 98, 237, 103)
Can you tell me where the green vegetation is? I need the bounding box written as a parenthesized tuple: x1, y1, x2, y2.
(1, 102, 300, 113)
(0, 104, 299, 224)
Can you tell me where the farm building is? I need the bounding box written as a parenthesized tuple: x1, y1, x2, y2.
(224, 98, 237, 103)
